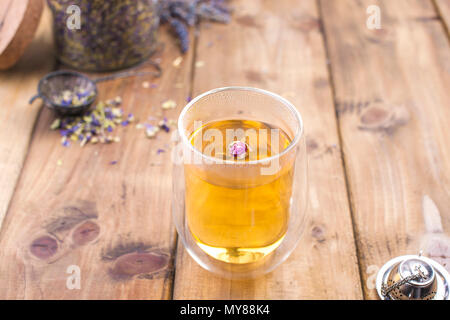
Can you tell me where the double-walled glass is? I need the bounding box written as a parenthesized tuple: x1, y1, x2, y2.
(172, 87, 308, 278)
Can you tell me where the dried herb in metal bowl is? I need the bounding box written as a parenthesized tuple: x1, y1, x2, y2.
(52, 87, 96, 107)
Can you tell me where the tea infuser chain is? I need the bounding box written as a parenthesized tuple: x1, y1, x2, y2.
(381, 266, 427, 297)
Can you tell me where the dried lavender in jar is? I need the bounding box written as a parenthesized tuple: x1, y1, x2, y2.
(47, 0, 160, 71)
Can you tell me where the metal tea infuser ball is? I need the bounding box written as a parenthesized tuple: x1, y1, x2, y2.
(29, 68, 160, 116)
(376, 252, 450, 300)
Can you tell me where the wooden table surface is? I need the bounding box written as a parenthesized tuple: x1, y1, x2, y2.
(0, 0, 449, 300)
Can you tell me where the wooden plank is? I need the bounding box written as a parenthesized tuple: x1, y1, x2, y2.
(320, 0, 450, 299)
(0, 7, 54, 230)
(435, 0, 450, 33)
(0, 29, 195, 298)
(173, 0, 363, 299)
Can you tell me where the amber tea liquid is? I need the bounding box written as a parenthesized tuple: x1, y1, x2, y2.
(185, 120, 293, 264)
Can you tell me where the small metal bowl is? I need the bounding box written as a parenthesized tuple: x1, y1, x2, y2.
(376, 254, 450, 300)
(29, 70, 98, 116)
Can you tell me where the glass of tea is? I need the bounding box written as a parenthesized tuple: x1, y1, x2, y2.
(172, 87, 308, 278)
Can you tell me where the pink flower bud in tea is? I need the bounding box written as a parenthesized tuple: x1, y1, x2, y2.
(228, 141, 248, 159)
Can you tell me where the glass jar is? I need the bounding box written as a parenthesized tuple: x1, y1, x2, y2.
(172, 87, 309, 279)
(47, 0, 159, 71)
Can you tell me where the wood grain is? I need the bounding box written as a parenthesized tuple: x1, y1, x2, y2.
(320, 0, 450, 299)
(0, 29, 195, 299)
(0, 6, 53, 230)
(435, 0, 450, 33)
(172, 0, 363, 299)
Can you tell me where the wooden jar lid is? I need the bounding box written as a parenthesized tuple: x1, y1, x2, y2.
(0, 0, 44, 70)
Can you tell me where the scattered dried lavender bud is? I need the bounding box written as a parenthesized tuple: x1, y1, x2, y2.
(62, 138, 70, 147)
(146, 130, 156, 138)
(146, 124, 159, 138)
(80, 137, 88, 147)
(112, 108, 123, 117)
(162, 100, 177, 109)
(50, 118, 61, 130)
(159, 119, 171, 132)
(142, 81, 150, 88)
(173, 56, 183, 67)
